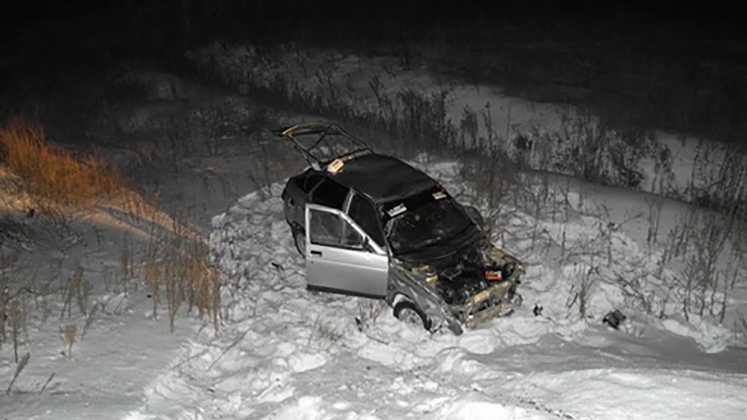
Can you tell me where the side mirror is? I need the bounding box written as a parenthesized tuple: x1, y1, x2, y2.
(463, 205, 484, 230)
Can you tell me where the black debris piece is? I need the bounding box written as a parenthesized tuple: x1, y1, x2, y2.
(602, 309, 626, 330)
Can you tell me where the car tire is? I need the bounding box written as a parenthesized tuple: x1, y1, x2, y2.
(293, 229, 306, 257)
(393, 300, 431, 331)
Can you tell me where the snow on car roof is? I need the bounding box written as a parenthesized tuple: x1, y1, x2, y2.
(332, 153, 438, 203)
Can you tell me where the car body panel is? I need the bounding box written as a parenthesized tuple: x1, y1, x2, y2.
(387, 263, 464, 333)
(305, 204, 388, 297)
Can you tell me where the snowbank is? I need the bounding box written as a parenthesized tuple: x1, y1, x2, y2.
(126, 161, 746, 419)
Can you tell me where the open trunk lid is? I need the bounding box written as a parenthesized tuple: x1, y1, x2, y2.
(277, 122, 373, 171)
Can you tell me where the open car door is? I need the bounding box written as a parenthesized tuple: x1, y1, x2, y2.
(278, 122, 372, 171)
(304, 203, 388, 297)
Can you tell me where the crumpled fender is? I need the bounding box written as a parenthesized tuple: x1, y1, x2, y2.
(387, 261, 464, 334)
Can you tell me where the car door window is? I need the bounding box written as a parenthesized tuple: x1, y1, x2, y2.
(341, 221, 365, 248)
(310, 208, 365, 249)
(348, 193, 385, 246)
(310, 209, 342, 246)
(311, 179, 348, 209)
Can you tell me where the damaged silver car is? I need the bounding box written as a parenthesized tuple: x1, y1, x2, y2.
(280, 122, 524, 334)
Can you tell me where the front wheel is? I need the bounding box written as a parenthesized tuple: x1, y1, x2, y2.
(393, 300, 431, 331)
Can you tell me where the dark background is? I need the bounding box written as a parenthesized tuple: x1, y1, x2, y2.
(2, 1, 745, 142)
(3, 1, 743, 61)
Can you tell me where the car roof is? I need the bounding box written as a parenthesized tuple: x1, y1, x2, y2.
(331, 153, 438, 204)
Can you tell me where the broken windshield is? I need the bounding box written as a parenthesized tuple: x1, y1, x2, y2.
(386, 198, 473, 255)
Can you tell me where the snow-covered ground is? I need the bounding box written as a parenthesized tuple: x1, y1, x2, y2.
(3, 48, 747, 419)
(124, 161, 747, 419)
(0, 198, 197, 419)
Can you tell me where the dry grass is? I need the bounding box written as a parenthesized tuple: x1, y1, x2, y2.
(144, 238, 161, 320)
(143, 226, 222, 333)
(0, 119, 129, 214)
(59, 267, 90, 319)
(0, 118, 220, 342)
(60, 324, 78, 359)
(1, 290, 28, 363)
(6, 352, 29, 394)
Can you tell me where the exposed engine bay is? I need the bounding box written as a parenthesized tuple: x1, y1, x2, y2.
(405, 241, 524, 328)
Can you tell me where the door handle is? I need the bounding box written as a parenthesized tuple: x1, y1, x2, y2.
(310, 250, 322, 256)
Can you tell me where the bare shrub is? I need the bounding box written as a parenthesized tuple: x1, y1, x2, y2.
(458, 106, 479, 151)
(687, 141, 747, 216)
(39, 372, 55, 394)
(616, 271, 655, 316)
(144, 236, 161, 320)
(0, 286, 31, 362)
(80, 303, 99, 340)
(119, 233, 135, 290)
(245, 131, 274, 199)
(354, 300, 386, 332)
(395, 88, 456, 155)
(645, 196, 664, 254)
(0, 216, 33, 250)
(637, 202, 747, 325)
(308, 315, 344, 351)
(0, 291, 4, 349)
(9, 297, 21, 362)
(456, 106, 526, 248)
(737, 312, 747, 343)
(678, 213, 733, 321)
(6, 352, 29, 395)
(163, 255, 182, 334)
(60, 267, 90, 319)
(60, 324, 78, 359)
(566, 263, 599, 320)
(144, 228, 222, 333)
(181, 240, 222, 328)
